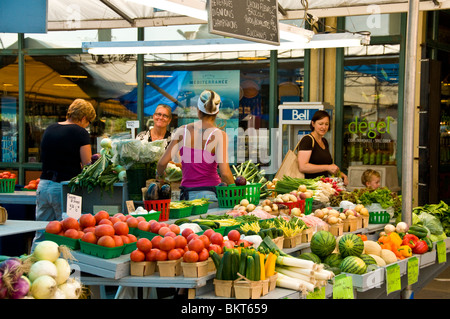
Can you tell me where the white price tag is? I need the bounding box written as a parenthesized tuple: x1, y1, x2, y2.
(126, 121, 140, 129)
(66, 194, 82, 220)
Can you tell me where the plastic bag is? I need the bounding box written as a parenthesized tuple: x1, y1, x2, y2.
(111, 139, 167, 169)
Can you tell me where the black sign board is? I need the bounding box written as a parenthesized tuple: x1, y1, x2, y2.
(208, 0, 279, 46)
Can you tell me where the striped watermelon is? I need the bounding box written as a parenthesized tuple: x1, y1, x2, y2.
(323, 253, 343, 268)
(338, 233, 364, 258)
(339, 256, 367, 275)
(298, 252, 322, 264)
(310, 230, 336, 259)
(360, 254, 377, 266)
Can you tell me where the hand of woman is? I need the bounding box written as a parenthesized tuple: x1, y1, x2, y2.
(341, 172, 349, 186)
(327, 164, 340, 175)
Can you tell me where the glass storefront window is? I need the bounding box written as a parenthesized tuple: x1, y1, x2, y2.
(23, 54, 137, 162)
(345, 13, 401, 37)
(342, 52, 400, 171)
(0, 56, 19, 163)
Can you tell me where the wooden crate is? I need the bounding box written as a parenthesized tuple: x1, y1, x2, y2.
(71, 251, 130, 279)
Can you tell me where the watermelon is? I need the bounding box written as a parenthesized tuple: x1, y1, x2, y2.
(339, 256, 367, 275)
(310, 230, 336, 259)
(360, 254, 377, 266)
(338, 233, 364, 258)
(298, 252, 322, 264)
(323, 253, 343, 268)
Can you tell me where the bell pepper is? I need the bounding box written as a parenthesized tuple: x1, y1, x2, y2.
(388, 232, 403, 248)
(402, 233, 419, 249)
(423, 237, 433, 252)
(397, 245, 412, 258)
(412, 240, 429, 254)
(357, 234, 367, 241)
(378, 235, 393, 250)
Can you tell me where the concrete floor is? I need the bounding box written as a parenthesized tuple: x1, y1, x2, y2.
(414, 264, 450, 299)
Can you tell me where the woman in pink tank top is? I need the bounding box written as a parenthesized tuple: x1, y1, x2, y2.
(156, 90, 235, 206)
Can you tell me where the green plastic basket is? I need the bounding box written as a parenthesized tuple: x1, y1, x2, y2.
(169, 205, 193, 219)
(0, 179, 15, 193)
(44, 232, 80, 250)
(132, 211, 161, 222)
(196, 227, 225, 236)
(191, 203, 210, 215)
(134, 229, 161, 240)
(368, 211, 390, 224)
(79, 241, 124, 259)
(215, 183, 261, 208)
(299, 198, 314, 215)
(122, 242, 137, 254)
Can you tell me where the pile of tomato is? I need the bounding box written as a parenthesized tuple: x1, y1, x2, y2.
(24, 178, 40, 190)
(0, 171, 16, 180)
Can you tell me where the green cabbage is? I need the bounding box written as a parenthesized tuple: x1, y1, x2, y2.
(110, 139, 167, 169)
(165, 163, 182, 182)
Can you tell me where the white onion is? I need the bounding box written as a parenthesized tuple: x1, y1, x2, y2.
(59, 278, 82, 299)
(28, 260, 57, 282)
(54, 258, 71, 285)
(51, 288, 67, 299)
(33, 241, 60, 262)
(31, 275, 57, 299)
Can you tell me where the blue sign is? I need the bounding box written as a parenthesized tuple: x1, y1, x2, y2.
(0, 0, 48, 33)
(282, 108, 320, 121)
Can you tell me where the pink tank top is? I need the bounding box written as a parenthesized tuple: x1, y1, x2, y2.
(180, 126, 222, 188)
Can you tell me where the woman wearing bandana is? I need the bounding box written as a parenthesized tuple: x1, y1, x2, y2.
(156, 90, 235, 207)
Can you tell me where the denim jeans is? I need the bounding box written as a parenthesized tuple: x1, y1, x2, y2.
(33, 179, 63, 244)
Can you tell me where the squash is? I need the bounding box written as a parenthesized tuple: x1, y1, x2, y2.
(380, 249, 397, 265)
(363, 240, 382, 256)
(368, 254, 386, 267)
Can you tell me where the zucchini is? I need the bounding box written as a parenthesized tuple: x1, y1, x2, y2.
(221, 251, 233, 280)
(174, 218, 190, 226)
(199, 225, 211, 231)
(253, 252, 261, 281)
(239, 250, 247, 276)
(231, 250, 240, 280)
(246, 256, 255, 281)
(408, 225, 429, 238)
(209, 250, 221, 271)
(258, 230, 266, 239)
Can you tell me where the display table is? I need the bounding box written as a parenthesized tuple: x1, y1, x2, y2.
(0, 191, 37, 205)
(0, 219, 47, 237)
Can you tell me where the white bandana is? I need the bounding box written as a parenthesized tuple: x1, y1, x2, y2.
(197, 90, 221, 115)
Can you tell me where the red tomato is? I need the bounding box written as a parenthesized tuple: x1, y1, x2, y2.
(150, 222, 162, 234)
(113, 213, 127, 222)
(155, 249, 168, 261)
(113, 221, 129, 236)
(176, 248, 185, 257)
(120, 235, 131, 244)
(151, 236, 163, 249)
(198, 248, 209, 262)
(188, 238, 205, 253)
(168, 224, 180, 235)
(126, 217, 139, 228)
(109, 217, 121, 225)
(94, 210, 110, 224)
(210, 232, 224, 246)
(181, 228, 194, 238)
(174, 235, 187, 249)
(158, 226, 171, 236)
(198, 235, 211, 248)
(136, 238, 152, 253)
(98, 219, 113, 226)
(207, 244, 222, 255)
(227, 230, 241, 242)
(145, 249, 159, 261)
(79, 214, 96, 229)
(203, 229, 215, 238)
(183, 250, 199, 263)
(186, 233, 198, 243)
(113, 235, 124, 247)
(222, 240, 235, 249)
(45, 220, 62, 234)
(81, 232, 97, 244)
(64, 228, 79, 239)
(159, 236, 176, 252)
(83, 226, 96, 233)
(94, 224, 115, 237)
(137, 221, 150, 232)
(130, 249, 145, 262)
(127, 234, 138, 242)
(167, 249, 182, 260)
(62, 217, 80, 231)
(97, 235, 115, 247)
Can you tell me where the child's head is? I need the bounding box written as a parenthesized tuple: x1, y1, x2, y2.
(361, 169, 381, 189)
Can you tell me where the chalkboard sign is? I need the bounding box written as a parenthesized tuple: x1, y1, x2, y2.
(208, 0, 280, 45)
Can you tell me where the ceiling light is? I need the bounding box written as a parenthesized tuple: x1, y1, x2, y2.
(60, 75, 88, 79)
(83, 32, 369, 55)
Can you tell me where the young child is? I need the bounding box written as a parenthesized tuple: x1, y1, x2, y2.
(361, 169, 381, 189)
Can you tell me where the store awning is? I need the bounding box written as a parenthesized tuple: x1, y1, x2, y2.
(45, 0, 450, 31)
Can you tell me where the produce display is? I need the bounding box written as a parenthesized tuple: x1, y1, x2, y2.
(0, 171, 16, 181)
(0, 241, 82, 299)
(23, 178, 39, 190)
(231, 160, 269, 197)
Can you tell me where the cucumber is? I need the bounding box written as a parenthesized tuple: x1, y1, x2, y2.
(221, 251, 232, 280)
(231, 250, 239, 280)
(209, 250, 221, 271)
(174, 218, 190, 226)
(246, 230, 257, 236)
(258, 230, 266, 239)
(199, 225, 211, 231)
(246, 256, 255, 281)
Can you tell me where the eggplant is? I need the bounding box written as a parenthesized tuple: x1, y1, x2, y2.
(159, 183, 172, 200)
(145, 182, 160, 200)
(217, 182, 228, 187)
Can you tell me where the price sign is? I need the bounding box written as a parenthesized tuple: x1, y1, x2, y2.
(407, 257, 419, 285)
(333, 274, 354, 299)
(126, 121, 139, 129)
(386, 263, 401, 295)
(437, 240, 447, 264)
(307, 286, 326, 299)
(126, 200, 135, 214)
(66, 194, 82, 220)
